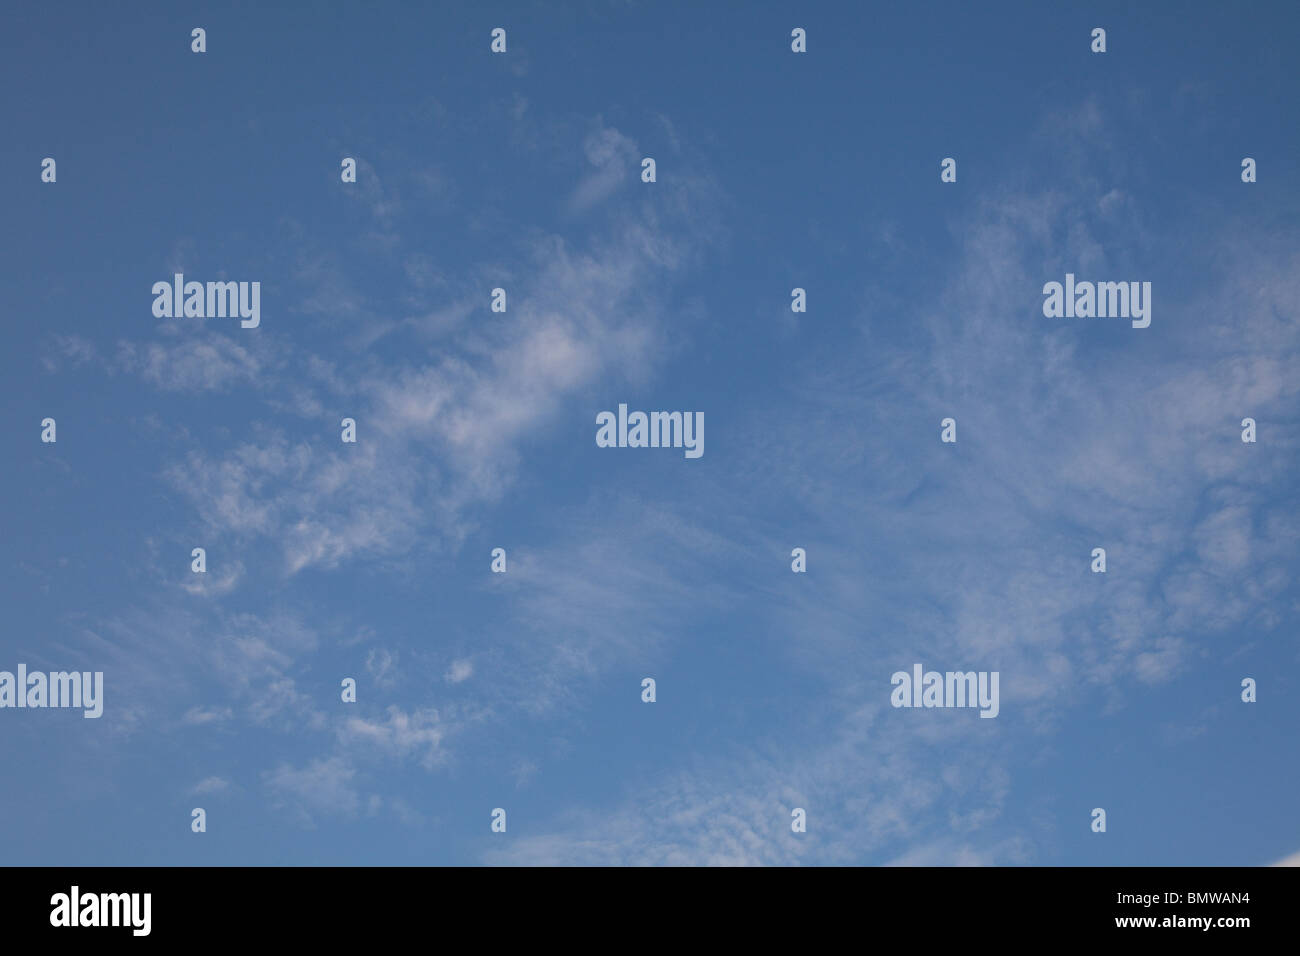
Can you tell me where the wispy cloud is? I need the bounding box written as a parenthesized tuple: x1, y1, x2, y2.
(264, 756, 360, 825)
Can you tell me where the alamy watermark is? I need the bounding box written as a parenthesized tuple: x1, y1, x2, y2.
(50, 886, 150, 936)
(890, 663, 999, 718)
(595, 403, 704, 459)
(0, 665, 103, 718)
(1042, 273, 1151, 328)
(152, 273, 260, 328)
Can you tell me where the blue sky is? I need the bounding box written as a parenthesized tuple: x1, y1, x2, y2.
(3, 0, 1298, 865)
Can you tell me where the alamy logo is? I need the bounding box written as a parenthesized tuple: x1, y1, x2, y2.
(890, 663, 1000, 718)
(595, 403, 704, 459)
(0, 665, 103, 718)
(152, 273, 261, 328)
(50, 886, 151, 936)
(1042, 273, 1151, 328)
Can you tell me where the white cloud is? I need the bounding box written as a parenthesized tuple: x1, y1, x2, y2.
(566, 124, 639, 214)
(190, 776, 230, 795)
(337, 706, 450, 770)
(182, 706, 232, 726)
(264, 756, 360, 823)
(445, 658, 473, 684)
(366, 648, 399, 687)
(181, 560, 244, 597)
(116, 331, 266, 392)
